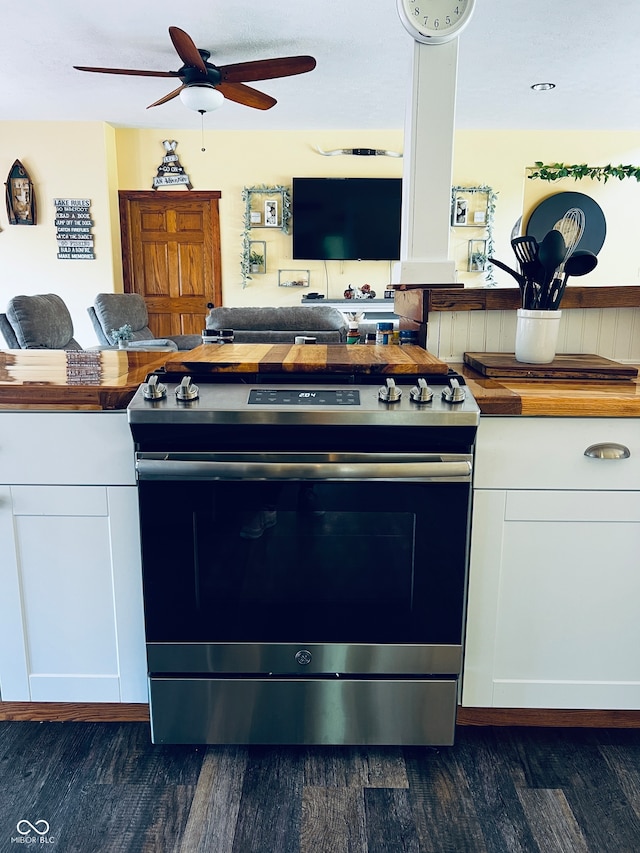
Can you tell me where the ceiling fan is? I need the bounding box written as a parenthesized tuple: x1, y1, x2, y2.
(74, 26, 316, 111)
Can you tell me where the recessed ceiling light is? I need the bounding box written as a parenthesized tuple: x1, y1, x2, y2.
(531, 82, 556, 91)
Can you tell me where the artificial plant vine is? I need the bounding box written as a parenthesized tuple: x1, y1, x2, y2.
(528, 162, 640, 182)
(451, 185, 498, 286)
(241, 185, 292, 288)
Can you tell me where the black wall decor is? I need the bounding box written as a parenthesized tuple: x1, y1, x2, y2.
(5, 159, 36, 225)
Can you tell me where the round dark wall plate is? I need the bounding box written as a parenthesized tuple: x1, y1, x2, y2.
(525, 191, 607, 255)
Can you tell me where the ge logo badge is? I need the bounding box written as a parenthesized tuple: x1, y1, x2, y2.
(295, 649, 312, 666)
(16, 819, 50, 836)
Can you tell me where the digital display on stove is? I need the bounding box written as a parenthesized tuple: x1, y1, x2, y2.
(248, 389, 361, 406)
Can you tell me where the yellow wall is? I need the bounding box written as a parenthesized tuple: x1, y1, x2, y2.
(0, 122, 121, 346)
(2, 121, 640, 347)
(114, 128, 405, 310)
(455, 130, 640, 288)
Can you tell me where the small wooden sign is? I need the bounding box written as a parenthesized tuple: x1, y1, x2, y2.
(152, 140, 192, 190)
(5, 159, 36, 225)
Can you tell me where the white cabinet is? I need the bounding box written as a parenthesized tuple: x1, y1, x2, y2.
(463, 417, 640, 710)
(0, 412, 146, 703)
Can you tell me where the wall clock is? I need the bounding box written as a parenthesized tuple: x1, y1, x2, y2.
(396, 0, 476, 44)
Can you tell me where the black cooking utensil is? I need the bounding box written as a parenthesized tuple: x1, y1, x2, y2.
(488, 257, 525, 286)
(537, 229, 566, 308)
(511, 235, 538, 266)
(489, 257, 529, 308)
(549, 250, 598, 309)
(510, 236, 545, 304)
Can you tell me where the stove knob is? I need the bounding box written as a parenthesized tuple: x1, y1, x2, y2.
(441, 378, 466, 404)
(378, 377, 402, 403)
(142, 374, 167, 401)
(176, 375, 200, 402)
(409, 377, 434, 404)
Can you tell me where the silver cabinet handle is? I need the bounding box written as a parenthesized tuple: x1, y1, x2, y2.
(584, 443, 631, 460)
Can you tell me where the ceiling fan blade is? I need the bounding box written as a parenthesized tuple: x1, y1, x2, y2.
(169, 26, 207, 72)
(74, 66, 180, 78)
(218, 55, 316, 83)
(147, 84, 185, 109)
(217, 82, 277, 110)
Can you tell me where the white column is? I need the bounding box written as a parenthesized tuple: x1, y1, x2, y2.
(392, 39, 459, 285)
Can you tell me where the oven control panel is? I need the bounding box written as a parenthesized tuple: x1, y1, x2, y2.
(128, 377, 480, 429)
(248, 389, 360, 406)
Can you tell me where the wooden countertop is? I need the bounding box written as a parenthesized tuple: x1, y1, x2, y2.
(0, 350, 168, 410)
(458, 362, 640, 417)
(0, 346, 638, 417)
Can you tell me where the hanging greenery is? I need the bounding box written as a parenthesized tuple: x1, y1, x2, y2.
(528, 162, 640, 183)
(241, 185, 291, 288)
(451, 185, 498, 286)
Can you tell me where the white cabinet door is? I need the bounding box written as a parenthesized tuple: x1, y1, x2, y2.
(464, 488, 640, 709)
(0, 485, 146, 703)
(464, 416, 640, 711)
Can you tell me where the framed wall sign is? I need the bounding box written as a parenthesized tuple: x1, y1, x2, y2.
(5, 159, 36, 225)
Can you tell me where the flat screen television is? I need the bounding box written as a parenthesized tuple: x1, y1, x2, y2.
(292, 177, 402, 261)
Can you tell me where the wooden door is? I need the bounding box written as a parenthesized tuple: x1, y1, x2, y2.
(119, 191, 222, 337)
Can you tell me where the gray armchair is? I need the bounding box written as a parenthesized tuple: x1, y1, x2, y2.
(88, 293, 201, 351)
(0, 294, 82, 350)
(205, 306, 348, 343)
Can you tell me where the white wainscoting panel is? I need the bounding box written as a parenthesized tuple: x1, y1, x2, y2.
(427, 306, 640, 362)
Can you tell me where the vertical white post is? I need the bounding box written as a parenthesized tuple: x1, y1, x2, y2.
(392, 39, 459, 284)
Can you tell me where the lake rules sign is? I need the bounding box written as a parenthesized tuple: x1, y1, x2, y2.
(153, 140, 192, 189)
(55, 198, 95, 260)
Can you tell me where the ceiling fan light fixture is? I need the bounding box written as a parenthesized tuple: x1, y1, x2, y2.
(179, 84, 225, 113)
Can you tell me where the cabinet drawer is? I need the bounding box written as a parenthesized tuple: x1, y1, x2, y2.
(475, 417, 640, 490)
(0, 412, 135, 485)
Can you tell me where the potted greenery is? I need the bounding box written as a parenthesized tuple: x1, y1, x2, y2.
(249, 250, 265, 273)
(110, 323, 133, 349)
(469, 250, 487, 272)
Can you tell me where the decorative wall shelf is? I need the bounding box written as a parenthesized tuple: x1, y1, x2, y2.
(241, 185, 291, 288)
(451, 185, 497, 286)
(248, 240, 266, 275)
(278, 269, 310, 288)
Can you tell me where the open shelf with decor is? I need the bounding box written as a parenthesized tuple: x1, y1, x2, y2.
(241, 185, 291, 288)
(451, 185, 497, 286)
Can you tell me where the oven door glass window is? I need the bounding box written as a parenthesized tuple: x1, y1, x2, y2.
(139, 479, 470, 645)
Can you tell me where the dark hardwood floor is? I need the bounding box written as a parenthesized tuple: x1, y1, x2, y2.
(1, 722, 639, 852)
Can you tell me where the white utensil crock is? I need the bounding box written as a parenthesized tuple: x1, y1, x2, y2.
(514, 308, 562, 364)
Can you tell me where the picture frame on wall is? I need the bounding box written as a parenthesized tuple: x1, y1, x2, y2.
(264, 199, 279, 227)
(452, 195, 468, 226)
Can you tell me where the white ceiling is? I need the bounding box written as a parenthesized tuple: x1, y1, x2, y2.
(3, 0, 640, 133)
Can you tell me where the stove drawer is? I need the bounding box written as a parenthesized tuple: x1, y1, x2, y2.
(149, 676, 457, 746)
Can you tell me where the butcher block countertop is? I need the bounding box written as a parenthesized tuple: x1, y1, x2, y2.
(459, 355, 640, 417)
(0, 346, 638, 416)
(0, 349, 168, 410)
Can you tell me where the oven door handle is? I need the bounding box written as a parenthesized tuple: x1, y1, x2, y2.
(135, 455, 472, 482)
